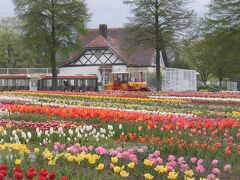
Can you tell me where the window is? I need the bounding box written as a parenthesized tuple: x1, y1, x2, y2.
(8, 79, 15, 87)
(102, 75, 109, 85)
(45, 79, 52, 87)
(140, 72, 144, 82)
(0, 79, 5, 86)
(94, 50, 102, 59)
(16, 79, 26, 86)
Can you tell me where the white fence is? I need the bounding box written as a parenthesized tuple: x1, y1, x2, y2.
(206, 81, 238, 91)
(0, 68, 54, 74)
(161, 68, 197, 92)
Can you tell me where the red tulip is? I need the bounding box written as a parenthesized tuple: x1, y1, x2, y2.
(14, 172, 24, 180)
(0, 173, 4, 180)
(224, 147, 232, 155)
(60, 176, 68, 180)
(26, 171, 36, 179)
(0, 170, 6, 177)
(27, 168, 36, 173)
(37, 176, 47, 180)
(0, 164, 7, 170)
(14, 167, 22, 172)
(39, 169, 48, 177)
(48, 172, 56, 179)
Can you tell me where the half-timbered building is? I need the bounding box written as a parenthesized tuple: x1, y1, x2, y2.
(59, 24, 163, 89)
(59, 24, 197, 91)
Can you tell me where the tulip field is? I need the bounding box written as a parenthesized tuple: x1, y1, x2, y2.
(0, 91, 240, 180)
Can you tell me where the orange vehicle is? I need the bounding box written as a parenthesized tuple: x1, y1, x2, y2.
(104, 72, 149, 91)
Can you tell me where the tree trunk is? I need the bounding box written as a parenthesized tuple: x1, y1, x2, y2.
(161, 46, 169, 67)
(50, 0, 57, 91)
(154, 2, 161, 91)
(219, 77, 223, 89)
(50, 51, 58, 91)
(200, 72, 209, 86)
(155, 48, 161, 91)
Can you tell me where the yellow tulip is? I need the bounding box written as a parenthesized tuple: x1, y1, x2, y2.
(6, 124, 11, 129)
(111, 156, 118, 164)
(15, 159, 21, 165)
(144, 173, 154, 180)
(144, 159, 153, 166)
(184, 170, 194, 177)
(48, 159, 56, 166)
(88, 156, 97, 164)
(154, 165, 167, 173)
(113, 166, 121, 174)
(184, 176, 195, 180)
(168, 171, 179, 180)
(95, 163, 104, 171)
(120, 170, 129, 177)
(67, 155, 75, 162)
(127, 162, 135, 169)
(34, 148, 40, 154)
(0, 126, 4, 132)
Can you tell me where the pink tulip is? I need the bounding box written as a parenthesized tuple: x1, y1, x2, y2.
(211, 159, 218, 165)
(196, 165, 205, 173)
(153, 151, 160, 156)
(137, 148, 145, 153)
(190, 157, 197, 163)
(207, 174, 216, 180)
(197, 159, 203, 165)
(212, 168, 221, 175)
(224, 164, 232, 172)
(167, 155, 175, 161)
(178, 157, 184, 164)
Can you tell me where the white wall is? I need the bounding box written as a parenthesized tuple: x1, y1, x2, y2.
(112, 65, 127, 72)
(59, 65, 128, 83)
(59, 66, 101, 80)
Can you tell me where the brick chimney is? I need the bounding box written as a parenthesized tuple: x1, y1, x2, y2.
(99, 24, 108, 39)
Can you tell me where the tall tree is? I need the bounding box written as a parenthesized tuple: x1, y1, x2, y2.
(207, 31, 240, 89)
(182, 39, 212, 86)
(14, 0, 90, 90)
(206, 0, 240, 88)
(124, 0, 193, 91)
(207, 0, 240, 31)
(0, 17, 37, 68)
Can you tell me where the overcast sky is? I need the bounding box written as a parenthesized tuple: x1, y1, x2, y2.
(0, 0, 210, 28)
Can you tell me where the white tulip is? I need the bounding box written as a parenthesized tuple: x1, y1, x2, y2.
(50, 128, 54, 134)
(27, 132, 32, 139)
(21, 132, 27, 139)
(12, 130, 17, 136)
(68, 129, 73, 135)
(45, 131, 49, 136)
(75, 127, 79, 133)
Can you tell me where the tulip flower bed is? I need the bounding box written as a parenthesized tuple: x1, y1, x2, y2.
(0, 91, 240, 179)
(1, 92, 240, 119)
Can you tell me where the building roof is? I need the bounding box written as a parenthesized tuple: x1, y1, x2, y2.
(40, 75, 97, 79)
(60, 26, 155, 67)
(0, 75, 29, 79)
